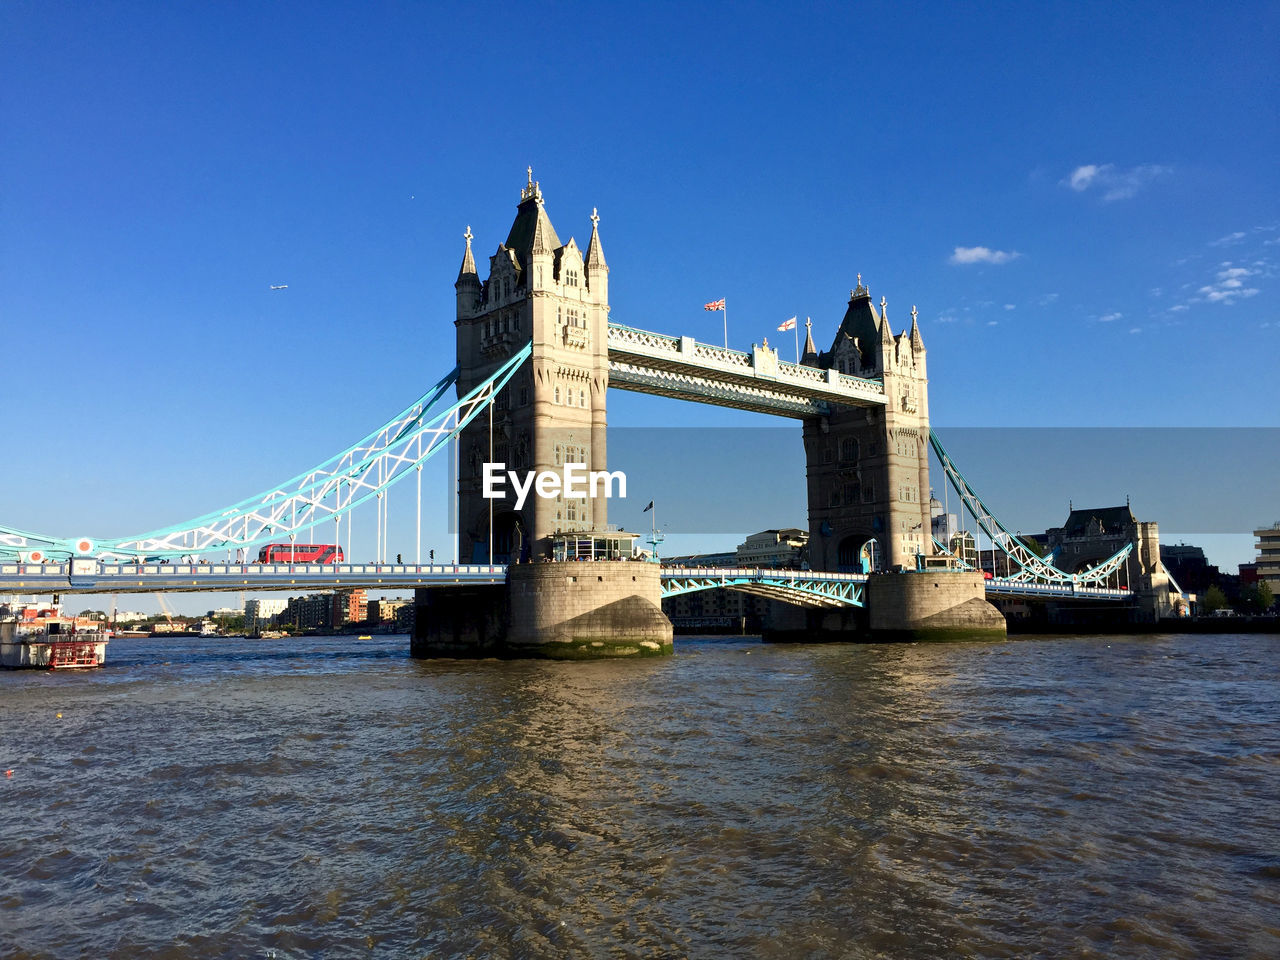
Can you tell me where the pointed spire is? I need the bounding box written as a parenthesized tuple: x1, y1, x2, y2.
(457, 225, 478, 282)
(801, 316, 819, 365)
(852, 272, 869, 299)
(879, 295, 895, 344)
(585, 206, 607, 271)
(910, 304, 924, 350)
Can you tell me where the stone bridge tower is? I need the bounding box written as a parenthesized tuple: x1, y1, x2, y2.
(453, 171, 610, 562)
(801, 278, 934, 573)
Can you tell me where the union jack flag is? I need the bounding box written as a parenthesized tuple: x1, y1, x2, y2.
(704, 298, 725, 311)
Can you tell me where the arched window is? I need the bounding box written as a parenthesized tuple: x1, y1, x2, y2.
(554, 386, 561, 404)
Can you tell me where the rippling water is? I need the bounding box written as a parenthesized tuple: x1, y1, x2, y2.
(2, 632, 1277, 959)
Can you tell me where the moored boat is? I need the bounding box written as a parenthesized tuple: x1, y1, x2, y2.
(0, 620, 109, 669)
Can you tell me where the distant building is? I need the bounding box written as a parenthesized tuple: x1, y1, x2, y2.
(1254, 522, 1280, 594)
(334, 589, 367, 626)
(665, 550, 737, 567)
(929, 496, 958, 547)
(394, 603, 416, 633)
(735, 529, 807, 568)
(244, 597, 287, 636)
(279, 594, 333, 631)
(1160, 544, 1219, 594)
(948, 531, 977, 569)
(368, 597, 410, 624)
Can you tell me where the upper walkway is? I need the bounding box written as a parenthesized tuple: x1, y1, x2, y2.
(606, 322, 886, 417)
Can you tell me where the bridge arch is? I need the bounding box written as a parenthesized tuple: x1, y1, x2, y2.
(492, 511, 528, 563)
(837, 533, 881, 574)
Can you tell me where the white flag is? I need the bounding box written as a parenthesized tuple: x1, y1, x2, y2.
(777, 316, 797, 332)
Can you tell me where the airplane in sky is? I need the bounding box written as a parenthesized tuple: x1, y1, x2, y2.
(270, 284, 288, 290)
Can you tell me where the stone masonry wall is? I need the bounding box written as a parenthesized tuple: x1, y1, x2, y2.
(507, 561, 672, 658)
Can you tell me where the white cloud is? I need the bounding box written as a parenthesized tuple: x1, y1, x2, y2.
(950, 246, 1021, 265)
(1129, 327, 1143, 334)
(1200, 285, 1260, 302)
(1098, 312, 1123, 323)
(1149, 287, 1163, 297)
(1068, 164, 1103, 191)
(1168, 258, 1272, 311)
(1210, 231, 1247, 247)
(986, 320, 999, 326)
(1196, 263, 1262, 303)
(1003, 303, 1016, 311)
(1062, 162, 1171, 201)
(1037, 292, 1059, 306)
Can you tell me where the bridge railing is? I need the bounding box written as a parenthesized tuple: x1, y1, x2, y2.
(91, 562, 508, 577)
(659, 565, 869, 582)
(986, 578, 1130, 598)
(0, 561, 508, 578)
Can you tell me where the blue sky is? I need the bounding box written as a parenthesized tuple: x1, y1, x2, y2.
(3, 1, 1276, 612)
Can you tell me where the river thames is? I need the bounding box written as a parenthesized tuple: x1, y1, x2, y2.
(2, 632, 1277, 959)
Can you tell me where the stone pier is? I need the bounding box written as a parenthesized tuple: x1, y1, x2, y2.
(412, 562, 673, 659)
(866, 570, 1006, 642)
(763, 570, 1005, 643)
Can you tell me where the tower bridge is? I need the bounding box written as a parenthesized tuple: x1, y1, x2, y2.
(1, 172, 1173, 656)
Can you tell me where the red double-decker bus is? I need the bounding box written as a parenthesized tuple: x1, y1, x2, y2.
(256, 544, 344, 563)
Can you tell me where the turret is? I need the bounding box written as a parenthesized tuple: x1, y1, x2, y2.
(909, 304, 924, 352)
(800, 316, 819, 366)
(455, 226, 481, 319)
(878, 294, 896, 369)
(584, 207, 608, 303)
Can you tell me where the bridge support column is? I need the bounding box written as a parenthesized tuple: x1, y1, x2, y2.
(866, 570, 1005, 642)
(763, 570, 1004, 643)
(412, 562, 672, 659)
(507, 562, 672, 658)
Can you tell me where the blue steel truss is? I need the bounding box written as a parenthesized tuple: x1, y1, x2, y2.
(929, 429, 1133, 586)
(0, 344, 533, 561)
(659, 568, 866, 608)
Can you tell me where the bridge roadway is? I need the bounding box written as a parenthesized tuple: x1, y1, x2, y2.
(0, 560, 1130, 604)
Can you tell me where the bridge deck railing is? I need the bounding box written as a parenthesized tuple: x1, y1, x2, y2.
(0, 561, 507, 578)
(659, 566, 869, 582)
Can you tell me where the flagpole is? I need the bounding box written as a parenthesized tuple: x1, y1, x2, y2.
(794, 318, 799, 362)
(722, 304, 728, 348)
